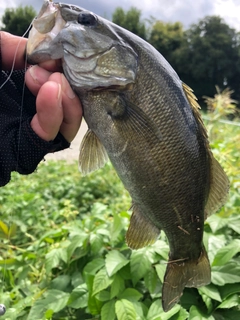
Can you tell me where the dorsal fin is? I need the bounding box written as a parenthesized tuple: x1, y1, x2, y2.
(182, 82, 229, 218)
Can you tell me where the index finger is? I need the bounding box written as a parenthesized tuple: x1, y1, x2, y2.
(0, 31, 28, 70)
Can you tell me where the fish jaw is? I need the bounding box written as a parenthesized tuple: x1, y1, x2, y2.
(27, 1, 66, 63)
(27, 1, 138, 90)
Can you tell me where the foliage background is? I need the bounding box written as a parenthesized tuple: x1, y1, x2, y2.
(0, 94, 239, 319)
(0, 4, 240, 320)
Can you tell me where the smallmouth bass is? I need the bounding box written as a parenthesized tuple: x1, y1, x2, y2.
(26, 0, 229, 311)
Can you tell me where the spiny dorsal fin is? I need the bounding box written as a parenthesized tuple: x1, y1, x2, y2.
(126, 204, 160, 249)
(79, 129, 108, 175)
(182, 82, 229, 218)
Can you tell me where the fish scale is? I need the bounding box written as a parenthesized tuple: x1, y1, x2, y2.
(27, 0, 229, 312)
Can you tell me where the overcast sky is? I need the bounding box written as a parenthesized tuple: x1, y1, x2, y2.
(1, 0, 240, 31)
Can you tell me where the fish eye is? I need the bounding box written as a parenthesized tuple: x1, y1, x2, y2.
(77, 12, 97, 26)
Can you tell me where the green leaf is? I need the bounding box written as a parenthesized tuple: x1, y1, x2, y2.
(92, 268, 113, 296)
(155, 264, 166, 283)
(67, 234, 88, 259)
(188, 306, 215, 320)
(110, 273, 125, 299)
(101, 300, 116, 320)
(228, 215, 240, 234)
(115, 299, 137, 320)
(144, 267, 158, 294)
(146, 300, 162, 320)
(118, 288, 143, 302)
(45, 249, 61, 272)
(130, 250, 152, 285)
(212, 239, 240, 266)
(217, 294, 240, 309)
(50, 275, 71, 291)
(67, 284, 88, 309)
(83, 258, 105, 275)
(111, 211, 124, 242)
(96, 290, 111, 301)
(106, 250, 129, 277)
(0, 220, 9, 238)
(218, 283, 240, 300)
(198, 284, 222, 302)
(45, 290, 70, 313)
(212, 262, 240, 285)
(206, 215, 228, 233)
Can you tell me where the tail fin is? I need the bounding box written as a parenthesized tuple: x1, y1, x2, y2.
(162, 247, 211, 312)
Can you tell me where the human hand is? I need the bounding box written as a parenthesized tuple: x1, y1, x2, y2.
(1, 31, 82, 143)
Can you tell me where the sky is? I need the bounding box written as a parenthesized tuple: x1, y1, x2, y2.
(1, 0, 240, 31)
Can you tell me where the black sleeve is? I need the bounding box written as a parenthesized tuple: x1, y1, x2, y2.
(0, 64, 70, 186)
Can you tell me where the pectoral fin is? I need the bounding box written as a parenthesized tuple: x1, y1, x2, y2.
(126, 204, 160, 249)
(79, 129, 108, 175)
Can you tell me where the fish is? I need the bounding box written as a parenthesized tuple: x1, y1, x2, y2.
(26, 0, 229, 312)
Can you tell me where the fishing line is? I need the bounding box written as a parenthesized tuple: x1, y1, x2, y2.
(0, 21, 34, 317)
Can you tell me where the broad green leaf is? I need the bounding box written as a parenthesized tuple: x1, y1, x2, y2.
(83, 258, 105, 275)
(217, 294, 240, 309)
(27, 299, 47, 320)
(67, 234, 88, 259)
(50, 275, 71, 291)
(67, 284, 88, 309)
(188, 306, 214, 320)
(228, 216, 240, 234)
(218, 283, 240, 300)
(118, 288, 143, 302)
(45, 290, 70, 313)
(96, 290, 111, 301)
(110, 273, 125, 299)
(161, 304, 181, 320)
(207, 234, 226, 264)
(130, 250, 152, 285)
(155, 264, 166, 283)
(212, 262, 240, 285)
(111, 211, 124, 242)
(106, 250, 129, 277)
(45, 249, 61, 272)
(101, 300, 116, 320)
(206, 215, 228, 233)
(0, 220, 9, 238)
(171, 307, 189, 320)
(90, 233, 104, 255)
(212, 239, 240, 266)
(146, 300, 162, 320)
(115, 299, 136, 320)
(92, 268, 113, 296)
(152, 240, 170, 260)
(198, 284, 222, 302)
(144, 267, 158, 294)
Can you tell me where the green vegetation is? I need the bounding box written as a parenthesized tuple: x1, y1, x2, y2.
(0, 92, 239, 319)
(0, 6, 36, 37)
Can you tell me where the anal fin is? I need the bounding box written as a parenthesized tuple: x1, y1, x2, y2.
(79, 129, 108, 175)
(162, 247, 211, 312)
(126, 204, 160, 249)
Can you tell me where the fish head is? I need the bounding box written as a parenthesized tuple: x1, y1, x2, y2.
(27, 0, 138, 90)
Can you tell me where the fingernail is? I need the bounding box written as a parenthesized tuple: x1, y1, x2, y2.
(57, 83, 62, 105)
(29, 66, 39, 83)
(61, 74, 75, 99)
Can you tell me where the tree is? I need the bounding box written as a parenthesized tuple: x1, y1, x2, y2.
(1, 5, 36, 37)
(177, 16, 240, 102)
(112, 7, 146, 39)
(148, 21, 186, 70)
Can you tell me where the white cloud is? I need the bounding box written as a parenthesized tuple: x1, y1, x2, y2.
(0, 0, 239, 31)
